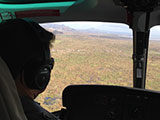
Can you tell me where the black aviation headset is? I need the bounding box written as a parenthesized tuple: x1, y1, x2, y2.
(21, 20, 54, 90)
(23, 46, 54, 90)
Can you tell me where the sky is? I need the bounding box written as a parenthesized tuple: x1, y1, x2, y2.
(55, 21, 131, 32)
(52, 21, 160, 39)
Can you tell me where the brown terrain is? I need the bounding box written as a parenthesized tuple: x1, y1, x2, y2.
(36, 24, 160, 112)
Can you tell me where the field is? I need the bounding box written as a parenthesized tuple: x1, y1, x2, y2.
(36, 31, 160, 112)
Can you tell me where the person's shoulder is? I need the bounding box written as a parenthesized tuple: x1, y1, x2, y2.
(42, 111, 59, 120)
(20, 96, 41, 112)
(25, 110, 59, 120)
(20, 96, 59, 120)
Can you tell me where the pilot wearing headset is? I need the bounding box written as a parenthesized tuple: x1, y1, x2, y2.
(0, 19, 58, 120)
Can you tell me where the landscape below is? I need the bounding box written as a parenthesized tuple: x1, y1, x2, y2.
(36, 24, 160, 112)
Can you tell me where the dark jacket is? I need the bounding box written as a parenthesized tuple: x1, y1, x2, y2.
(20, 96, 58, 120)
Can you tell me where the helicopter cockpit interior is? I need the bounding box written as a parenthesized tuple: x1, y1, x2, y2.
(1, 0, 160, 120)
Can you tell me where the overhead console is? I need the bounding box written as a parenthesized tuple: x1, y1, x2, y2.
(113, 0, 160, 28)
(114, 0, 159, 12)
(62, 85, 160, 120)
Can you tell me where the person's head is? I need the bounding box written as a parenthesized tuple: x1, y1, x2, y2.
(0, 19, 55, 99)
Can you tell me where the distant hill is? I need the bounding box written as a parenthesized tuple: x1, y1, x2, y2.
(41, 23, 76, 33)
(89, 34, 132, 40)
(41, 23, 132, 40)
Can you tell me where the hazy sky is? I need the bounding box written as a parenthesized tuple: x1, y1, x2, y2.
(55, 22, 131, 31)
(51, 21, 160, 39)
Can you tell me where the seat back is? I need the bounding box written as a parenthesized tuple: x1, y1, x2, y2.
(0, 57, 27, 120)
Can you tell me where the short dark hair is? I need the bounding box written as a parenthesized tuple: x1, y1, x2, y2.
(0, 19, 55, 79)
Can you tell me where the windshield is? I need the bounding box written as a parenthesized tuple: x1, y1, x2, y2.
(146, 26, 160, 91)
(35, 22, 160, 112)
(36, 22, 134, 111)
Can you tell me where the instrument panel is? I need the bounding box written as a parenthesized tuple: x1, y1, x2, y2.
(62, 85, 160, 120)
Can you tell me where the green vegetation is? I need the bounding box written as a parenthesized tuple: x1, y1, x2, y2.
(36, 32, 160, 112)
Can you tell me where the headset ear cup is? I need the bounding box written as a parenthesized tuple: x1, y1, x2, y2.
(34, 66, 51, 90)
(23, 60, 51, 90)
(23, 57, 54, 90)
(23, 60, 39, 89)
(34, 58, 54, 90)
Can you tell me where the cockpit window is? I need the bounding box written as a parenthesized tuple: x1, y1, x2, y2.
(146, 26, 160, 91)
(36, 22, 134, 111)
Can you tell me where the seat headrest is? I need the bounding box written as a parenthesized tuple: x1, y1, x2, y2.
(0, 57, 27, 120)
